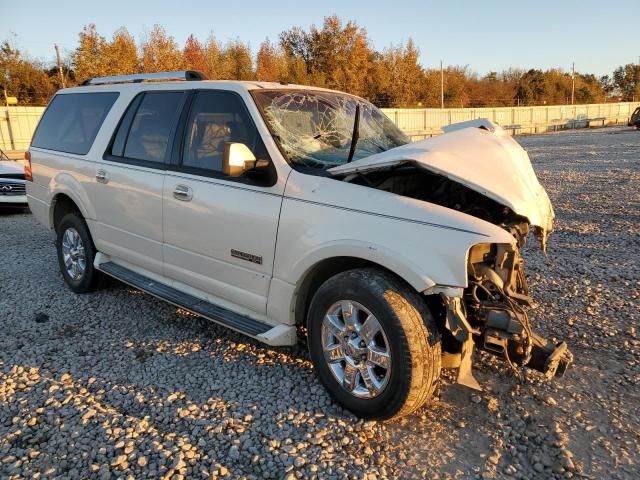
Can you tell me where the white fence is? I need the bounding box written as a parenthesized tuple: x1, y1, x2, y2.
(381, 102, 640, 139)
(2, 102, 639, 152)
(0, 107, 45, 152)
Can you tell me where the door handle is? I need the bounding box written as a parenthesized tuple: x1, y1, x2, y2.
(96, 169, 108, 184)
(173, 185, 193, 201)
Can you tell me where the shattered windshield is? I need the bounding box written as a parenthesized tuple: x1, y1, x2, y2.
(252, 90, 410, 169)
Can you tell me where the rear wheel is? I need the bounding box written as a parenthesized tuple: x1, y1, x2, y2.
(56, 213, 101, 293)
(307, 268, 441, 419)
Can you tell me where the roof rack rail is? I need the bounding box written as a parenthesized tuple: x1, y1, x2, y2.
(81, 70, 206, 86)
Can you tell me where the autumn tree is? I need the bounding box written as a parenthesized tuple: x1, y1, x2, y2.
(104, 28, 138, 75)
(222, 39, 253, 80)
(0, 41, 55, 105)
(574, 74, 605, 104)
(141, 25, 182, 72)
(71, 24, 108, 81)
(375, 39, 424, 106)
(183, 34, 207, 74)
(204, 34, 225, 79)
(256, 38, 285, 81)
(280, 15, 373, 95)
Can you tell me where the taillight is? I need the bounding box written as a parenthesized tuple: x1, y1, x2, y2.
(24, 151, 33, 182)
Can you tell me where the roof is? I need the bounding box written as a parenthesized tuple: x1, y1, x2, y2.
(58, 71, 354, 97)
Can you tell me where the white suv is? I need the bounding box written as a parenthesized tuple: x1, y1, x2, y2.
(26, 71, 571, 419)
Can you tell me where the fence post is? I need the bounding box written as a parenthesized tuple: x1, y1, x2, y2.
(4, 108, 16, 151)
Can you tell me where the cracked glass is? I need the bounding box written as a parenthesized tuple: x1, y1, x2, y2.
(252, 90, 409, 170)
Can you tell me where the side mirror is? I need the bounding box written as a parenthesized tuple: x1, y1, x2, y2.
(222, 142, 270, 177)
(222, 142, 255, 177)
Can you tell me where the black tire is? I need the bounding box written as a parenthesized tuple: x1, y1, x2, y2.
(307, 268, 441, 419)
(56, 212, 101, 293)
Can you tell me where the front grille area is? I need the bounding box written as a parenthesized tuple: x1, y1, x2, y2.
(0, 181, 26, 196)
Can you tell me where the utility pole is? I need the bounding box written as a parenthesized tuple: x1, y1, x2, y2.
(440, 60, 444, 109)
(54, 44, 66, 88)
(571, 62, 575, 105)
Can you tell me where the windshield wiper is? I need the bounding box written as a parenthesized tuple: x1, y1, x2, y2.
(347, 104, 360, 163)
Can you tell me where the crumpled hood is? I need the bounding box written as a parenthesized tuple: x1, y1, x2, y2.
(329, 123, 555, 247)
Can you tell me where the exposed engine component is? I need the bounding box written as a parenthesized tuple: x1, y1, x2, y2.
(345, 163, 572, 385)
(466, 243, 573, 379)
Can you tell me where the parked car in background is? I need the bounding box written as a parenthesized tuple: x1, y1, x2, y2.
(25, 71, 572, 419)
(0, 159, 28, 209)
(629, 107, 640, 129)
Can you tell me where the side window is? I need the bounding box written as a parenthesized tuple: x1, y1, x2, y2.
(182, 91, 266, 173)
(109, 91, 184, 165)
(32, 92, 119, 155)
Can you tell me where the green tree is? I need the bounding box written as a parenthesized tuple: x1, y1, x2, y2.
(613, 64, 640, 101)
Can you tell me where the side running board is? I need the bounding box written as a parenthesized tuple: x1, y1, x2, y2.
(97, 261, 296, 346)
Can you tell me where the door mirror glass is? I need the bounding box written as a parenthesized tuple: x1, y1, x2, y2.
(222, 142, 256, 177)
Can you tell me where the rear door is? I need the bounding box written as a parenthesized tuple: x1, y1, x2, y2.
(92, 90, 187, 274)
(162, 89, 283, 314)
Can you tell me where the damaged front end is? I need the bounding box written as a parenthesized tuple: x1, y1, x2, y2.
(330, 120, 573, 388)
(442, 241, 573, 390)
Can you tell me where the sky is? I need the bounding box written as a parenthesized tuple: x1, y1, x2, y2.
(1, 0, 638, 77)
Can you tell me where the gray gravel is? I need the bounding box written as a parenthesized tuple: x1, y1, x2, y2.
(1, 126, 639, 479)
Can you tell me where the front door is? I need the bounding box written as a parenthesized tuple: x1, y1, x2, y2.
(162, 90, 283, 314)
(92, 90, 186, 274)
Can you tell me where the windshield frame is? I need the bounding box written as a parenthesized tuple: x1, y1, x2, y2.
(249, 88, 409, 174)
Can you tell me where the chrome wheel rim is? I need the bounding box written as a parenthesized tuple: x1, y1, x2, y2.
(61, 227, 86, 281)
(321, 300, 391, 399)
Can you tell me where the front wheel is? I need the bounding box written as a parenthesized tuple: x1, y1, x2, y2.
(307, 268, 441, 419)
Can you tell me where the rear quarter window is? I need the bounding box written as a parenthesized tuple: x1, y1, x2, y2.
(31, 92, 119, 155)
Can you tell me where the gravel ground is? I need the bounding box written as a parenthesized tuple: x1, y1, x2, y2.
(1, 126, 639, 480)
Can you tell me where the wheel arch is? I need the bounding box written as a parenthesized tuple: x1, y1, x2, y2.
(48, 173, 96, 231)
(51, 193, 82, 232)
(289, 246, 436, 327)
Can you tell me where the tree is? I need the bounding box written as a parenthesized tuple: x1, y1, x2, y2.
(376, 39, 424, 107)
(104, 28, 138, 75)
(279, 15, 373, 96)
(222, 39, 253, 80)
(183, 34, 207, 74)
(613, 64, 640, 101)
(515, 69, 547, 105)
(256, 38, 285, 82)
(279, 26, 314, 77)
(574, 74, 605, 104)
(204, 34, 225, 79)
(71, 24, 108, 81)
(310, 15, 373, 95)
(0, 41, 55, 105)
(141, 25, 182, 72)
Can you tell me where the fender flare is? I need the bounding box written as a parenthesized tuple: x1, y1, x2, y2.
(48, 172, 96, 228)
(289, 240, 437, 293)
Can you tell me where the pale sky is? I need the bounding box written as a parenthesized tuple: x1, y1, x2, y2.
(1, 0, 638, 77)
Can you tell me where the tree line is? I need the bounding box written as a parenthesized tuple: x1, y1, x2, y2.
(2, 16, 639, 107)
